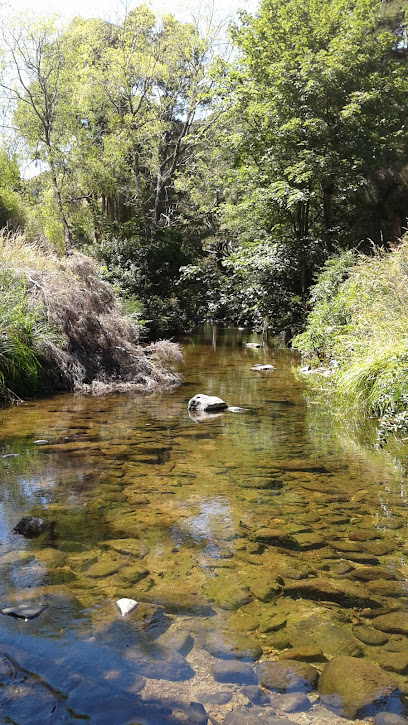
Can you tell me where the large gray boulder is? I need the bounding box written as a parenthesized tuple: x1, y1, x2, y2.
(188, 394, 228, 412)
(318, 655, 401, 718)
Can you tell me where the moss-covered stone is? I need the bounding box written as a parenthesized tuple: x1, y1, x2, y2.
(118, 565, 149, 584)
(318, 655, 400, 718)
(256, 659, 318, 692)
(287, 614, 363, 658)
(205, 574, 252, 610)
(352, 624, 389, 646)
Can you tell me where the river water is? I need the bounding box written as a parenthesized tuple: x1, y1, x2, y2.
(0, 326, 407, 724)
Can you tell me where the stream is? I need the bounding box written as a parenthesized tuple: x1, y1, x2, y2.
(0, 326, 407, 724)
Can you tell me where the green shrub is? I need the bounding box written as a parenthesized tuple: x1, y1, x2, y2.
(294, 239, 408, 437)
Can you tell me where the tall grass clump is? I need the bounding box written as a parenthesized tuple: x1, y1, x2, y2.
(294, 238, 408, 436)
(0, 268, 45, 401)
(0, 231, 182, 403)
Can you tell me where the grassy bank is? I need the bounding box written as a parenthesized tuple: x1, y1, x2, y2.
(294, 239, 408, 439)
(0, 233, 182, 404)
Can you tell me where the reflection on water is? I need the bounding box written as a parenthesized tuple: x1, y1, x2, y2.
(0, 326, 407, 723)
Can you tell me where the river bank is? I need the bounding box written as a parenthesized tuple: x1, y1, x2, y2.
(0, 234, 181, 405)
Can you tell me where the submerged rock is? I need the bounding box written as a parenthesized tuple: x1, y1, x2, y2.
(205, 574, 252, 610)
(200, 630, 262, 661)
(169, 701, 208, 724)
(256, 660, 318, 693)
(13, 516, 48, 538)
(125, 647, 195, 681)
(212, 660, 258, 685)
(318, 655, 401, 718)
(372, 612, 408, 635)
(367, 580, 405, 597)
(223, 708, 268, 724)
(349, 567, 397, 582)
(248, 576, 282, 602)
(156, 630, 194, 656)
(352, 624, 388, 646)
(188, 394, 228, 412)
(242, 685, 271, 705)
(279, 646, 327, 663)
(269, 692, 312, 713)
(1, 603, 48, 620)
(287, 614, 363, 658)
(283, 577, 380, 608)
(375, 651, 408, 675)
(374, 714, 408, 725)
(196, 691, 232, 705)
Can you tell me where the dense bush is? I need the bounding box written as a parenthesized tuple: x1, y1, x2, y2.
(294, 239, 408, 436)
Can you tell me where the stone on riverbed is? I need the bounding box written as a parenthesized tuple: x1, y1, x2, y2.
(1, 603, 48, 620)
(269, 692, 312, 713)
(248, 576, 282, 602)
(205, 573, 252, 610)
(283, 577, 380, 608)
(318, 655, 401, 719)
(156, 629, 194, 656)
(374, 714, 408, 725)
(200, 630, 262, 661)
(223, 708, 269, 724)
(287, 614, 363, 658)
(188, 394, 228, 412)
(352, 624, 388, 646)
(118, 565, 150, 584)
(367, 580, 405, 597)
(375, 651, 408, 675)
(349, 566, 397, 582)
(256, 659, 318, 693)
(101, 539, 148, 558)
(13, 516, 48, 538)
(372, 612, 408, 635)
(212, 660, 258, 685)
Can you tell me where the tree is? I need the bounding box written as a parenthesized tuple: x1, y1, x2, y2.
(1, 15, 73, 250)
(223, 0, 408, 296)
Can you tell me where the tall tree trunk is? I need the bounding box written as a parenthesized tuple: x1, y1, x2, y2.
(50, 163, 71, 253)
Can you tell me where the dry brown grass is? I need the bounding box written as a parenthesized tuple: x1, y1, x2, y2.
(7, 242, 183, 396)
(0, 230, 61, 273)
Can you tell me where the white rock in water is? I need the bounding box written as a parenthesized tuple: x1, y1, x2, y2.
(188, 394, 228, 412)
(116, 598, 138, 616)
(228, 406, 247, 413)
(34, 440, 50, 445)
(251, 364, 275, 371)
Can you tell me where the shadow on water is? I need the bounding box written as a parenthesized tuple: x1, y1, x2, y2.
(0, 325, 408, 722)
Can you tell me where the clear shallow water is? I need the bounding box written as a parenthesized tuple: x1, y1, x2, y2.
(0, 326, 407, 723)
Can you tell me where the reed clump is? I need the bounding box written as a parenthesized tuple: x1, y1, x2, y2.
(294, 238, 408, 436)
(0, 232, 182, 402)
